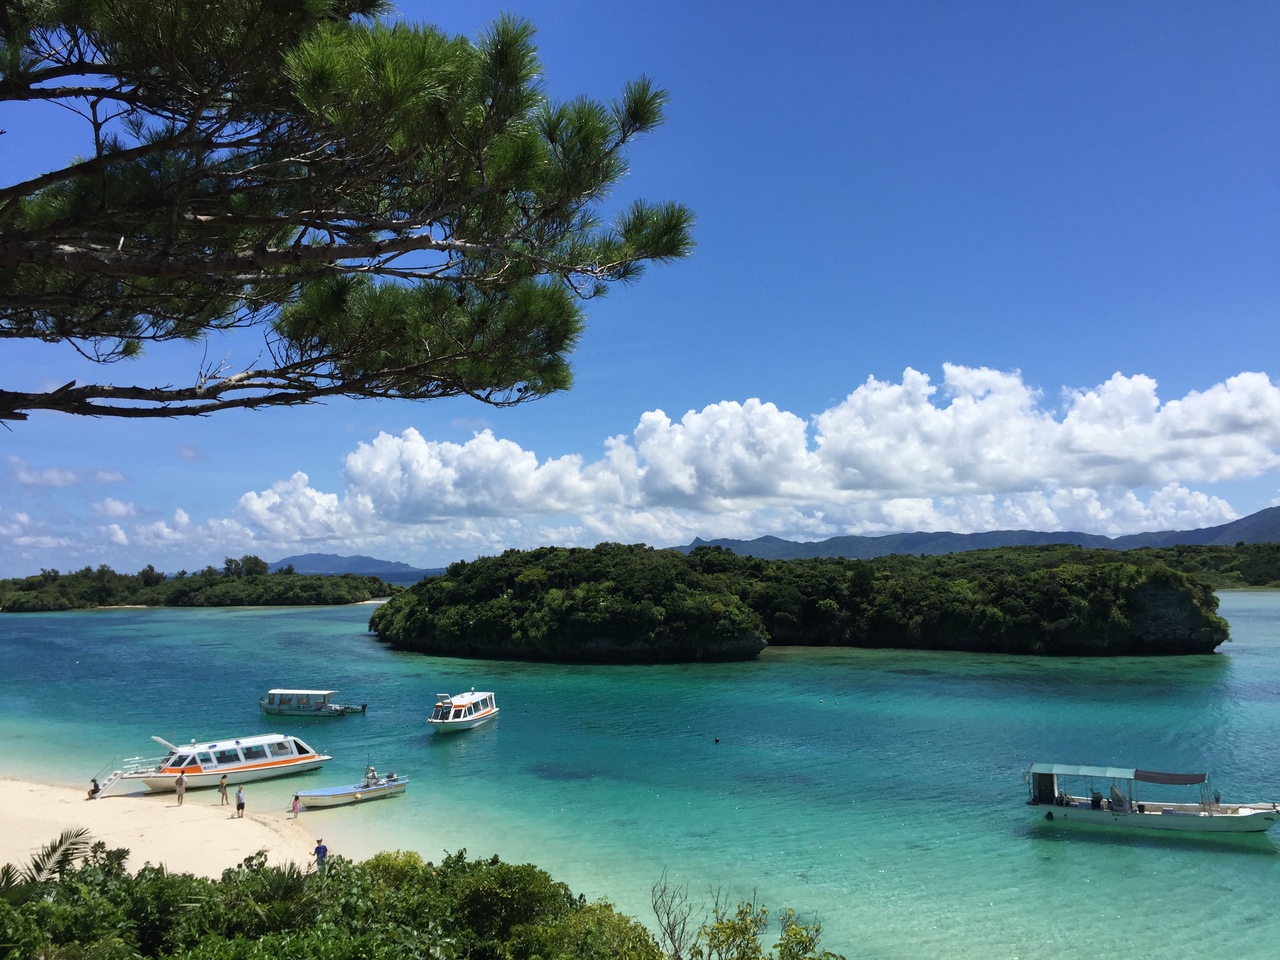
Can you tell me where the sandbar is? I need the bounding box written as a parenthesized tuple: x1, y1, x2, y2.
(0, 777, 326, 878)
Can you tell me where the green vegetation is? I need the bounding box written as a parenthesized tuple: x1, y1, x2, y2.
(370, 542, 769, 663)
(370, 543, 1230, 660)
(1136, 542, 1280, 589)
(0, 836, 844, 960)
(0, 2, 692, 421)
(0, 556, 395, 612)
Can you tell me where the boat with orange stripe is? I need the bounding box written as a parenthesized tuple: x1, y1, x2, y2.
(100, 733, 331, 793)
(427, 689, 499, 732)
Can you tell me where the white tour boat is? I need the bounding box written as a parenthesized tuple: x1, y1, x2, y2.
(293, 766, 408, 808)
(259, 689, 367, 717)
(1026, 762, 1280, 833)
(100, 733, 331, 794)
(427, 689, 499, 732)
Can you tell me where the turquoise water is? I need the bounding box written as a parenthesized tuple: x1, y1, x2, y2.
(3, 593, 1280, 959)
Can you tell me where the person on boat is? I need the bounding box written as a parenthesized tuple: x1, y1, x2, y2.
(86, 778, 100, 800)
(218, 774, 228, 806)
(313, 838, 328, 869)
(235, 785, 245, 818)
(175, 772, 186, 806)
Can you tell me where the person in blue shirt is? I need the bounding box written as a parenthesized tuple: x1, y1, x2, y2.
(313, 839, 328, 868)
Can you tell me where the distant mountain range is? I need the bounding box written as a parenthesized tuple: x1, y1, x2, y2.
(270, 553, 444, 584)
(675, 506, 1280, 560)
(272, 507, 1280, 581)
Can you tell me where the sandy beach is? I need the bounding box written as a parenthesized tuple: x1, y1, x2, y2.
(0, 777, 328, 878)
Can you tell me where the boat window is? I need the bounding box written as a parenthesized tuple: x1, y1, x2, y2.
(197, 752, 214, 767)
(242, 745, 268, 761)
(292, 739, 310, 755)
(267, 694, 277, 704)
(278, 696, 292, 706)
(172, 754, 193, 768)
(452, 708, 464, 720)
(214, 748, 242, 765)
(297, 695, 310, 705)
(269, 741, 292, 757)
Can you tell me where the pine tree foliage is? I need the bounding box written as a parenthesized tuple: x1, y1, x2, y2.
(0, 1, 693, 419)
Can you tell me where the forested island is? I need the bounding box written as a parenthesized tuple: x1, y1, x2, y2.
(369, 542, 1232, 663)
(0, 556, 396, 612)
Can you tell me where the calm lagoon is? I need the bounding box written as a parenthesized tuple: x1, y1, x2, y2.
(2, 592, 1280, 959)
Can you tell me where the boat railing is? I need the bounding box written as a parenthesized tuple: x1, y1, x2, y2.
(120, 754, 167, 775)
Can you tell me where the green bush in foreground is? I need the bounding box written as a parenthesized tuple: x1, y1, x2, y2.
(0, 841, 845, 960)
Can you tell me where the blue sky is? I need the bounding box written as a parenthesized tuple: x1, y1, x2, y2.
(2, 1, 1278, 577)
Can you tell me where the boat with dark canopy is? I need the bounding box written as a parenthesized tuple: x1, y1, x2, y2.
(1026, 763, 1280, 833)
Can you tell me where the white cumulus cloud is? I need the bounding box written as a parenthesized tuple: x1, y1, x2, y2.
(93, 498, 136, 518)
(203, 366, 1276, 562)
(10, 455, 79, 487)
(13, 365, 1277, 572)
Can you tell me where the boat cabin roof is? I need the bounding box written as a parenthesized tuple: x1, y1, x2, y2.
(266, 689, 337, 696)
(162, 732, 313, 753)
(435, 690, 494, 706)
(1030, 763, 1208, 785)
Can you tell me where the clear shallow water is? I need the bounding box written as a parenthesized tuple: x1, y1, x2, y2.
(3, 593, 1280, 959)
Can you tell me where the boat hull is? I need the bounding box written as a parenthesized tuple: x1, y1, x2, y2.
(427, 711, 498, 733)
(128, 757, 329, 792)
(295, 779, 408, 808)
(1036, 804, 1280, 833)
(259, 704, 366, 716)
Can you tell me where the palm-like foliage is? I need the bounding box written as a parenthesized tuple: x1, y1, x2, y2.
(0, 828, 94, 906)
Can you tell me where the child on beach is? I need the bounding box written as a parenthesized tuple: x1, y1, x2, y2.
(291, 795, 300, 818)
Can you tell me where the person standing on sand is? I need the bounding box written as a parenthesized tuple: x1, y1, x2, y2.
(218, 775, 228, 805)
(175, 772, 186, 805)
(291, 795, 300, 818)
(313, 838, 328, 869)
(235, 785, 245, 818)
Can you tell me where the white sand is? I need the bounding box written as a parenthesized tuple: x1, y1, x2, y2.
(0, 777, 327, 878)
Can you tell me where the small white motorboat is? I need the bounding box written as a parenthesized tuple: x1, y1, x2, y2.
(427, 689, 499, 732)
(1027, 762, 1280, 833)
(100, 733, 331, 794)
(259, 689, 367, 716)
(294, 766, 408, 809)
